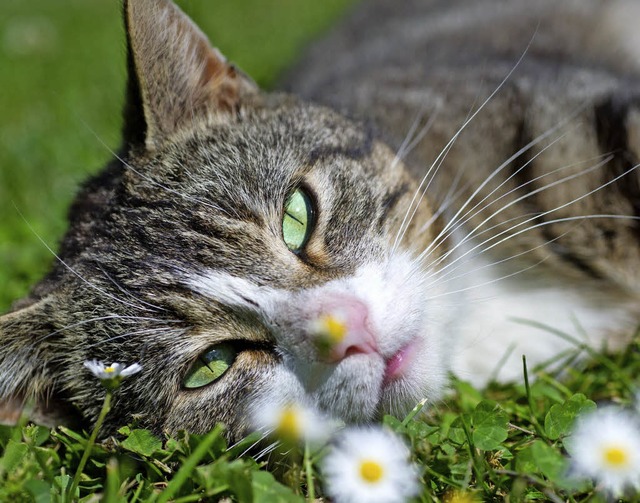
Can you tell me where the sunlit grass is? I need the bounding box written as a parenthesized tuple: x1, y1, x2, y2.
(1, 337, 638, 501)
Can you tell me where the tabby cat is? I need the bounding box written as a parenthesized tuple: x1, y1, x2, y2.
(1, 0, 639, 441)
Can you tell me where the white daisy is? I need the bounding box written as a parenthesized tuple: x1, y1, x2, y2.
(252, 401, 332, 445)
(321, 426, 420, 503)
(83, 360, 142, 390)
(565, 406, 640, 495)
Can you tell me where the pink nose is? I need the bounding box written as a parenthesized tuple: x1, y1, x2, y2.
(312, 297, 378, 363)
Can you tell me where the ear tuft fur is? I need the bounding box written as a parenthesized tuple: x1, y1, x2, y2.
(123, 0, 258, 149)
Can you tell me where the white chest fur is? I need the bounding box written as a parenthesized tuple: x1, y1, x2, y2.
(447, 239, 637, 385)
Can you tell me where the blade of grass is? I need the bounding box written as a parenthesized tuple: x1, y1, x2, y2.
(154, 424, 225, 503)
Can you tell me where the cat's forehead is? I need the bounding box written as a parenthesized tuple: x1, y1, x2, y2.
(149, 99, 377, 182)
(122, 99, 402, 228)
(108, 100, 412, 293)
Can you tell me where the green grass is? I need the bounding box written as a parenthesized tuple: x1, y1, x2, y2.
(0, 0, 356, 310)
(1, 337, 638, 502)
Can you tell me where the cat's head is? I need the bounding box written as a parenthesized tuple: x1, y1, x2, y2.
(0, 0, 450, 440)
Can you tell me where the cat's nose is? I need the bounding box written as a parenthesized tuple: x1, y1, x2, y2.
(310, 297, 378, 362)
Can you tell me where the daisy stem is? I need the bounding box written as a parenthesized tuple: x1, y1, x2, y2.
(67, 390, 112, 502)
(304, 442, 315, 502)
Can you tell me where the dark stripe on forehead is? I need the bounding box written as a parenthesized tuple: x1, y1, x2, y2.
(594, 95, 640, 240)
(307, 124, 374, 164)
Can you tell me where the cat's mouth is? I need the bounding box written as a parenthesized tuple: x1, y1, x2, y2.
(383, 338, 421, 384)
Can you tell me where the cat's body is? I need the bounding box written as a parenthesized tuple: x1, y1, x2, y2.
(285, 0, 640, 383)
(1, 0, 639, 440)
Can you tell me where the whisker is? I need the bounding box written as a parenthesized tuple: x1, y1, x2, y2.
(95, 263, 166, 313)
(14, 204, 158, 314)
(424, 162, 639, 276)
(422, 229, 568, 291)
(85, 326, 184, 349)
(79, 118, 231, 217)
(425, 257, 548, 301)
(392, 31, 538, 253)
(30, 314, 181, 347)
(229, 429, 273, 459)
(419, 112, 587, 263)
(387, 104, 430, 174)
(254, 439, 282, 461)
(421, 152, 615, 269)
(417, 166, 469, 236)
(429, 213, 640, 291)
(394, 102, 443, 172)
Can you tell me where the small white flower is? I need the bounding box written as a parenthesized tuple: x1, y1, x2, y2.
(565, 407, 640, 495)
(252, 401, 332, 445)
(309, 312, 348, 355)
(321, 426, 420, 503)
(83, 360, 142, 389)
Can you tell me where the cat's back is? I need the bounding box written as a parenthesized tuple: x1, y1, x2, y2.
(286, 0, 640, 382)
(288, 0, 640, 100)
(286, 0, 640, 292)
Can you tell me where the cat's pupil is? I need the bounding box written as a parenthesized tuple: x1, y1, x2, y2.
(282, 188, 315, 252)
(182, 343, 237, 389)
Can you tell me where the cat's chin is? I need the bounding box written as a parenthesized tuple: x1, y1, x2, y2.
(309, 353, 386, 422)
(309, 337, 440, 423)
(378, 335, 448, 419)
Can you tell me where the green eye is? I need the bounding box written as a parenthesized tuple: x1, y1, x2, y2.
(182, 343, 237, 389)
(282, 188, 315, 252)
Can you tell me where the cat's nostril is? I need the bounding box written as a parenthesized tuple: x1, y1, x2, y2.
(343, 341, 376, 358)
(344, 346, 361, 358)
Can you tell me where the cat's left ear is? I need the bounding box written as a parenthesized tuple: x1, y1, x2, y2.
(122, 0, 259, 150)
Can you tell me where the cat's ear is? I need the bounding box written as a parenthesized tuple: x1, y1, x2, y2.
(122, 0, 258, 149)
(0, 299, 81, 427)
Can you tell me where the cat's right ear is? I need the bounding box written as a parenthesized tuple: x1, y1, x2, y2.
(122, 0, 259, 150)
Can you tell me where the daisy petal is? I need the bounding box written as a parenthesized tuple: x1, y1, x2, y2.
(566, 406, 640, 496)
(321, 426, 420, 503)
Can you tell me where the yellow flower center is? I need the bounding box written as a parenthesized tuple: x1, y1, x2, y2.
(445, 490, 480, 503)
(603, 445, 629, 467)
(276, 406, 301, 440)
(318, 315, 347, 344)
(104, 366, 116, 373)
(359, 459, 384, 483)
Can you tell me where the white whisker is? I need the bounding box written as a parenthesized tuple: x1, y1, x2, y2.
(424, 163, 639, 277)
(422, 153, 615, 269)
(392, 32, 537, 253)
(79, 118, 232, 217)
(85, 326, 184, 349)
(14, 204, 159, 314)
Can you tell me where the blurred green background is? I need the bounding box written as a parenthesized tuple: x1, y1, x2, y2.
(0, 0, 356, 311)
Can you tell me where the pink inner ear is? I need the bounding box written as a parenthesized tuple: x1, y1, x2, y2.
(125, 0, 259, 147)
(199, 45, 243, 114)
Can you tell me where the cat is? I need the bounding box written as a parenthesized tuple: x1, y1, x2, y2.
(1, 0, 639, 442)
